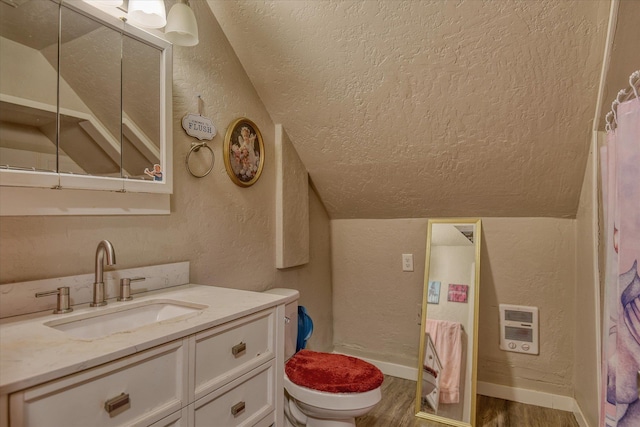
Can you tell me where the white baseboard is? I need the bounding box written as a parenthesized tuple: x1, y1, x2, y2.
(334, 352, 590, 427)
(477, 381, 574, 411)
(477, 382, 589, 426)
(333, 352, 589, 426)
(332, 351, 418, 381)
(572, 400, 589, 427)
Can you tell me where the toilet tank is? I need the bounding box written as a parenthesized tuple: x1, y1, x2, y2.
(264, 288, 299, 360)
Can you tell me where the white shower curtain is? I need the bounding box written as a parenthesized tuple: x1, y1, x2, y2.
(600, 81, 640, 427)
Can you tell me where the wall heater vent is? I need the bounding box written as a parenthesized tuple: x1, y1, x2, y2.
(499, 304, 539, 355)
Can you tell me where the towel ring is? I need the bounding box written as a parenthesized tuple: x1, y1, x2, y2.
(186, 142, 214, 178)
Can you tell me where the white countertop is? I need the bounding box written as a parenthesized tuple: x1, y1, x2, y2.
(0, 284, 286, 395)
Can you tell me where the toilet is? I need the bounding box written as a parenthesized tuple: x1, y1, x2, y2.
(265, 289, 383, 427)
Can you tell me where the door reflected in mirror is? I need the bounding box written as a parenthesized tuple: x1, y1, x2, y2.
(415, 219, 481, 427)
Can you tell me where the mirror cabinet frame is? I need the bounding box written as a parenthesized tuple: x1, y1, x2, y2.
(415, 218, 482, 427)
(0, 0, 173, 215)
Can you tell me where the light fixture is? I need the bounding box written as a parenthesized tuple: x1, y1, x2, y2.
(165, 0, 199, 46)
(127, 0, 166, 29)
(89, 0, 123, 6)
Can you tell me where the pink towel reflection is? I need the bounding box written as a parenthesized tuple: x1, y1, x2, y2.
(425, 319, 462, 404)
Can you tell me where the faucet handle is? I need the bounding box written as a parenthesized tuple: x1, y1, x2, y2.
(36, 287, 73, 314)
(118, 277, 145, 301)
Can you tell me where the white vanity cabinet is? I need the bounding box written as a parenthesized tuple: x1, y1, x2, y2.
(423, 333, 442, 412)
(149, 408, 189, 427)
(9, 340, 188, 427)
(192, 309, 276, 426)
(5, 307, 278, 427)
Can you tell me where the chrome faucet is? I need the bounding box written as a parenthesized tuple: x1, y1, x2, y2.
(91, 240, 116, 307)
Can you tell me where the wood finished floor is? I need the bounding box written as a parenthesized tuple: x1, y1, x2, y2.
(355, 376, 580, 427)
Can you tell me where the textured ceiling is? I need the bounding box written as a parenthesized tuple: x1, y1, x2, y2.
(207, 0, 610, 219)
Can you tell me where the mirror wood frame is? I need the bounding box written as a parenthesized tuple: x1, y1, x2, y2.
(415, 218, 482, 427)
(0, 0, 173, 215)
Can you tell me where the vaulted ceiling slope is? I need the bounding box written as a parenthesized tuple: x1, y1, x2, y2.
(208, 0, 610, 219)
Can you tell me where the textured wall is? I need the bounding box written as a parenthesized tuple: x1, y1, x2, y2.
(574, 140, 599, 425)
(0, 2, 271, 288)
(332, 219, 428, 367)
(0, 2, 332, 354)
(275, 124, 309, 268)
(275, 187, 333, 352)
(597, 0, 640, 131)
(332, 217, 577, 396)
(427, 245, 476, 328)
(478, 218, 576, 396)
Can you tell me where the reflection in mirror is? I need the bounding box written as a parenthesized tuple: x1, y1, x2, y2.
(122, 34, 161, 180)
(0, 0, 170, 192)
(0, 0, 59, 172)
(59, 4, 122, 177)
(416, 219, 481, 427)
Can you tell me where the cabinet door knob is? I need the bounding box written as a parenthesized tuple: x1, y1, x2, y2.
(232, 342, 246, 356)
(104, 393, 130, 417)
(231, 401, 245, 417)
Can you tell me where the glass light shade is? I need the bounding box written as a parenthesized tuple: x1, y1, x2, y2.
(127, 0, 167, 29)
(165, 3, 199, 46)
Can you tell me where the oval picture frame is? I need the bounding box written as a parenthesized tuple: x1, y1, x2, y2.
(223, 118, 265, 187)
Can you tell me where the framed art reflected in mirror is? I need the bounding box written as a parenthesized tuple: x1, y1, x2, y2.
(415, 219, 481, 427)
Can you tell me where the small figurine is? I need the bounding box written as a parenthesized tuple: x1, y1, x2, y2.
(144, 164, 163, 181)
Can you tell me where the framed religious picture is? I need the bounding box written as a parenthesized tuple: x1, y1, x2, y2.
(223, 118, 265, 187)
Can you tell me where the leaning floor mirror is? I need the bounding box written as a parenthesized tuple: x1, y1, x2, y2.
(415, 219, 481, 427)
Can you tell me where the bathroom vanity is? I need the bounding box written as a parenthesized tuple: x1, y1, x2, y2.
(0, 283, 287, 427)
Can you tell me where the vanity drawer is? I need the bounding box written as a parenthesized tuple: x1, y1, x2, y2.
(194, 308, 274, 398)
(193, 360, 275, 427)
(423, 334, 442, 412)
(424, 334, 441, 375)
(149, 407, 189, 427)
(9, 340, 188, 427)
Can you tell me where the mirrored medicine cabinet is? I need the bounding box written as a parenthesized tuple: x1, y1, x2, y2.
(0, 0, 173, 215)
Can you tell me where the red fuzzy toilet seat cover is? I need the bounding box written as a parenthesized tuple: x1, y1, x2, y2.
(285, 350, 384, 393)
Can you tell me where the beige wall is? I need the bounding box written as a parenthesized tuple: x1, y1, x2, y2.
(574, 140, 600, 426)
(332, 217, 577, 397)
(428, 245, 476, 328)
(478, 218, 576, 396)
(0, 2, 333, 351)
(332, 219, 427, 367)
(275, 186, 333, 352)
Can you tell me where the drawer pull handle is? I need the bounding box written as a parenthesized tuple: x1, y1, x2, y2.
(232, 342, 246, 356)
(104, 393, 130, 417)
(231, 401, 246, 417)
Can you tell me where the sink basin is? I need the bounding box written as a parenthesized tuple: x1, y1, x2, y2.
(45, 299, 208, 339)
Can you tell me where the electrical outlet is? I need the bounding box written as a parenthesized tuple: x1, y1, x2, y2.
(402, 253, 414, 272)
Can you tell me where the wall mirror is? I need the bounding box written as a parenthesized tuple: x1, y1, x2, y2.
(415, 218, 482, 427)
(0, 0, 172, 202)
